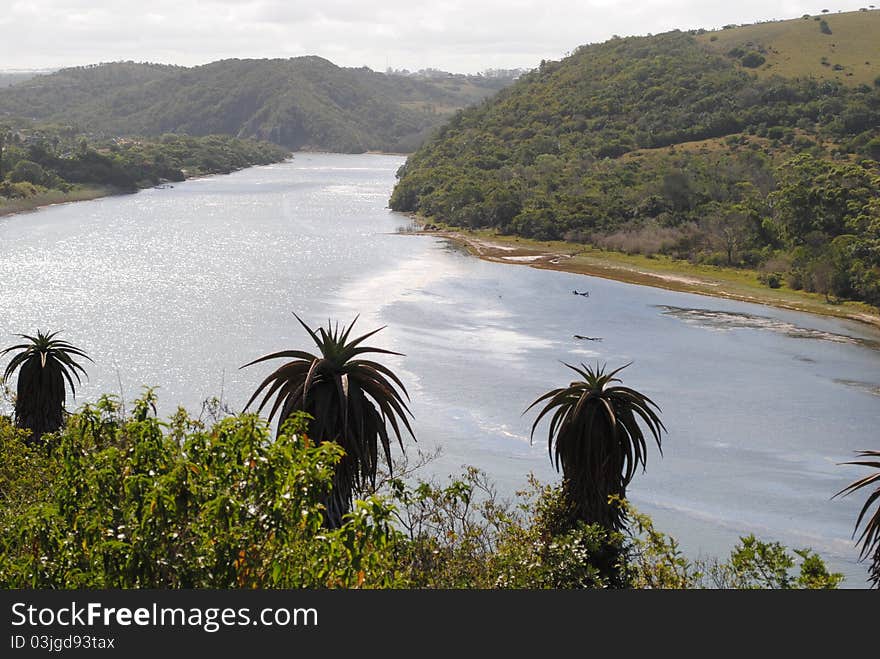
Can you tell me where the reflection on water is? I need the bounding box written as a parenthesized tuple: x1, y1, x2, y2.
(2, 154, 879, 587)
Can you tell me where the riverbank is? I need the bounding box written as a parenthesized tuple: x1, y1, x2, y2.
(0, 185, 120, 218)
(412, 226, 880, 330)
(0, 132, 291, 220)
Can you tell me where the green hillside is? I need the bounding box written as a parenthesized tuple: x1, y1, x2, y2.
(0, 59, 513, 153)
(390, 11, 880, 308)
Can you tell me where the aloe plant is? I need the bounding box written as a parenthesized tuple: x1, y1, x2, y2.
(835, 450, 880, 587)
(1, 330, 91, 441)
(243, 314, 414, 527)
(526, 362, 664, 531)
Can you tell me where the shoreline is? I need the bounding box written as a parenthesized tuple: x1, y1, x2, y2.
(411, 227, 880, 331)
(0, 185, 121, 218)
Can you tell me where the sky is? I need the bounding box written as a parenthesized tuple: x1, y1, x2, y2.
(0, 1, 874, 74)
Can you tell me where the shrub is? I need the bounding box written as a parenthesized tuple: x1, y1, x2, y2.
(766, 126, 786, 140)
(0, 392, 406, 588)
(8, 159, 47, 186)
(625, 502, 842, 588)
(699, 536, 843, 589)
(740, 52, 766, 68)
(758, 272, 783, 288)
(0, 180, 40, 199)
(593, 221, 700, 257)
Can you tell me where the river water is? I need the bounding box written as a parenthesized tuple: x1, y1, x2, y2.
(2, 153, 878, 586)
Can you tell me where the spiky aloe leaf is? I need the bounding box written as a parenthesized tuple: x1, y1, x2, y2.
(242, 314, 414, 528)
(525, 362, 664, 530)
(1, 330, 92, 441)
(834, 450, 880, 587)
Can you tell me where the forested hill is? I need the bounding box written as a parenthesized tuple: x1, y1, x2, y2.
(391, 10, 880, 307)
(0, 59, 515, 153)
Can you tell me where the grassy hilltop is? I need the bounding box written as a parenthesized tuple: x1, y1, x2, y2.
(699, 9, 880, 85)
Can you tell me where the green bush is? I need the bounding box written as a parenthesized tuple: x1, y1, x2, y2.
(0, 392, 405, 588)
(740, 52, 766, 69)
(625, 503, 843, 589)
(758, 272, 783, 288)
(0, 180, 40, 198)
(8, 159, 47, 185)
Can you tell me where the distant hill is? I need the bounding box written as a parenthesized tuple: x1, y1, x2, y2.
(0, 59, 515, 153)
(0, 70, 56, 88)
(390, 10, 880, 307)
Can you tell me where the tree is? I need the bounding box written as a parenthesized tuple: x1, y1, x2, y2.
(834, 451, 880, 587)
(1, 331, 91, 442)
(243, 314, 414, 528)
(708, 210, 751, 265)
(526, 362, 664, 531)
(807, 254, 835, 301)
(8, 160, 46, 186)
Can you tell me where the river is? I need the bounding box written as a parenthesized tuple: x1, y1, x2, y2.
(1, 152, 878, 586)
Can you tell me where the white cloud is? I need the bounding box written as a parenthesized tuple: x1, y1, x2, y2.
(0, 1, 872, 72)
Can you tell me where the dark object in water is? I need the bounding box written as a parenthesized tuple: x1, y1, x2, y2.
(573, 335, 602, 341)
(572, 290, 590, 297)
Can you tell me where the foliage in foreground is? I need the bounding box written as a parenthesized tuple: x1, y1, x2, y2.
(0, 393, 400, 588)
(0, 393, 844, 589)
(383, 467, 842, 589)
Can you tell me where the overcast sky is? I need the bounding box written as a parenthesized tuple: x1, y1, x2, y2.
(0, 1, 873, 73)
